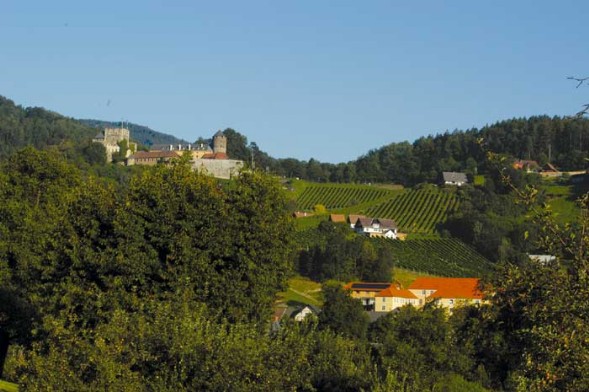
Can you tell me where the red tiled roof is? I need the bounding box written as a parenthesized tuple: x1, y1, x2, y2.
(408, 277, 483, 299)
(329, 214, 346, 223)
(201, 152, 228, 160)
(376, 286, 418, 299)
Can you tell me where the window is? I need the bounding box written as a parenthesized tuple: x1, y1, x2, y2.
(449, 299, 454, 305)
(382, 306, 385, 311)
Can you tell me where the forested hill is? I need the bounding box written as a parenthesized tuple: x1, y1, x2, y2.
(79, 119, 186, 147)
(0, 96, 98, 160)
(219, 116, 589, 185)
(353, 116, 589, 185)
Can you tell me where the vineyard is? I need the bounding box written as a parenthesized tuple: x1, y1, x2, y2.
(366, 188, 459, 234)
(296, 184, 394, 210)
(374, 238, 494, 277)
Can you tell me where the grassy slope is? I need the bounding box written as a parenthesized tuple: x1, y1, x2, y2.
(277, 276, 323, 307)
(540, 182, 581, 224)
(0, 380, 18, 392)
(394, 268, 437, 288)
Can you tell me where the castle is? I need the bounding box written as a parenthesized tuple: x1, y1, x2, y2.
(92, 127, 137, 162)
(125, 130, 244, 179)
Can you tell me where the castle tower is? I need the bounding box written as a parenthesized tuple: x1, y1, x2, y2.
(212, 130, 227, 154)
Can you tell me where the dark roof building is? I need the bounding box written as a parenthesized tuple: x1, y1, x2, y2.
(442, 172, 468, 186)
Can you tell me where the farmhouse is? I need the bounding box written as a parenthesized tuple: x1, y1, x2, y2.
(442, 172, 468, 186)
(348, 214, 366, 228)
(355, 218, 398, 239)
(374, 285, 420, 312)
(344, 282, 392, 311)
(408, 277, 483, 310)
(347, 277, 484, 314)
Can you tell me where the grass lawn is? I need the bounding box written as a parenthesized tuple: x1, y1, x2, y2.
(0, 380, 18, 392)
(277, 276, 323, 307)
(294, 214, 327, 230)
(548, 198, 579, 224)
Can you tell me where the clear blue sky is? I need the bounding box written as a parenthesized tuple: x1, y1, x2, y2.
(2, 1, 588, 163)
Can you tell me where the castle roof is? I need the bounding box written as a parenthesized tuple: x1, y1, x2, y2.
(214, 130, 225, 138)
(94, 132, 105, 139)
(201, 152, 228, 160)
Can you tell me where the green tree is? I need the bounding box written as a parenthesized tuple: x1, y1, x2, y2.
(318, 282, 369, 340)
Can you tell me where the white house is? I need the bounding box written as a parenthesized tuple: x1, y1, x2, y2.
(355, 218, 398, 239)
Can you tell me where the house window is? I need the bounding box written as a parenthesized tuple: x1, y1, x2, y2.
(449, 299, 454, 305)
(422, 290, 426, 295)
(382, 297, 386, 302)
(382, 306, 385, 311)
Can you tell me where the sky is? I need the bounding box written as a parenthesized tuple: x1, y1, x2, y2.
(1, 1, 589, 163)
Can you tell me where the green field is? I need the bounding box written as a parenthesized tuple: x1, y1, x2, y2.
(367, 187, 459, 234)
(540, 183, 580, 224)
(376, 238, 494, 277)
(296, 183, 395, 210)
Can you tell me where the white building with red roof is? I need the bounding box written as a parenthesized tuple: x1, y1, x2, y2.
(408, 277, 484, 309)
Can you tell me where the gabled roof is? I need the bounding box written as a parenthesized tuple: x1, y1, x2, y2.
(329, 214, 346, 223)
(376, 218, 397, 230)
(408, 277, 483, 299)
(348, 214, 366, 225)
(442, 172, 468, 183)
(375, 286, 418, 299)
(344, 282, 392, 292)
(94, 132, 104, 139)
(355, 217, 374, 228)
(214, 130, 225, 138)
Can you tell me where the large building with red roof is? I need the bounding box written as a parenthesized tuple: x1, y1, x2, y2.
(408, 277, 484, 309)
(345, 277, 485, 313)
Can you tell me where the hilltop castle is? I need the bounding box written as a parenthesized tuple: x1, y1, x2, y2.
(92, 127, 136, 162)
(126, 129, 243, 179)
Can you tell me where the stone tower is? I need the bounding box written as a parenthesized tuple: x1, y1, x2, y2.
(212, 130, 227, 154)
